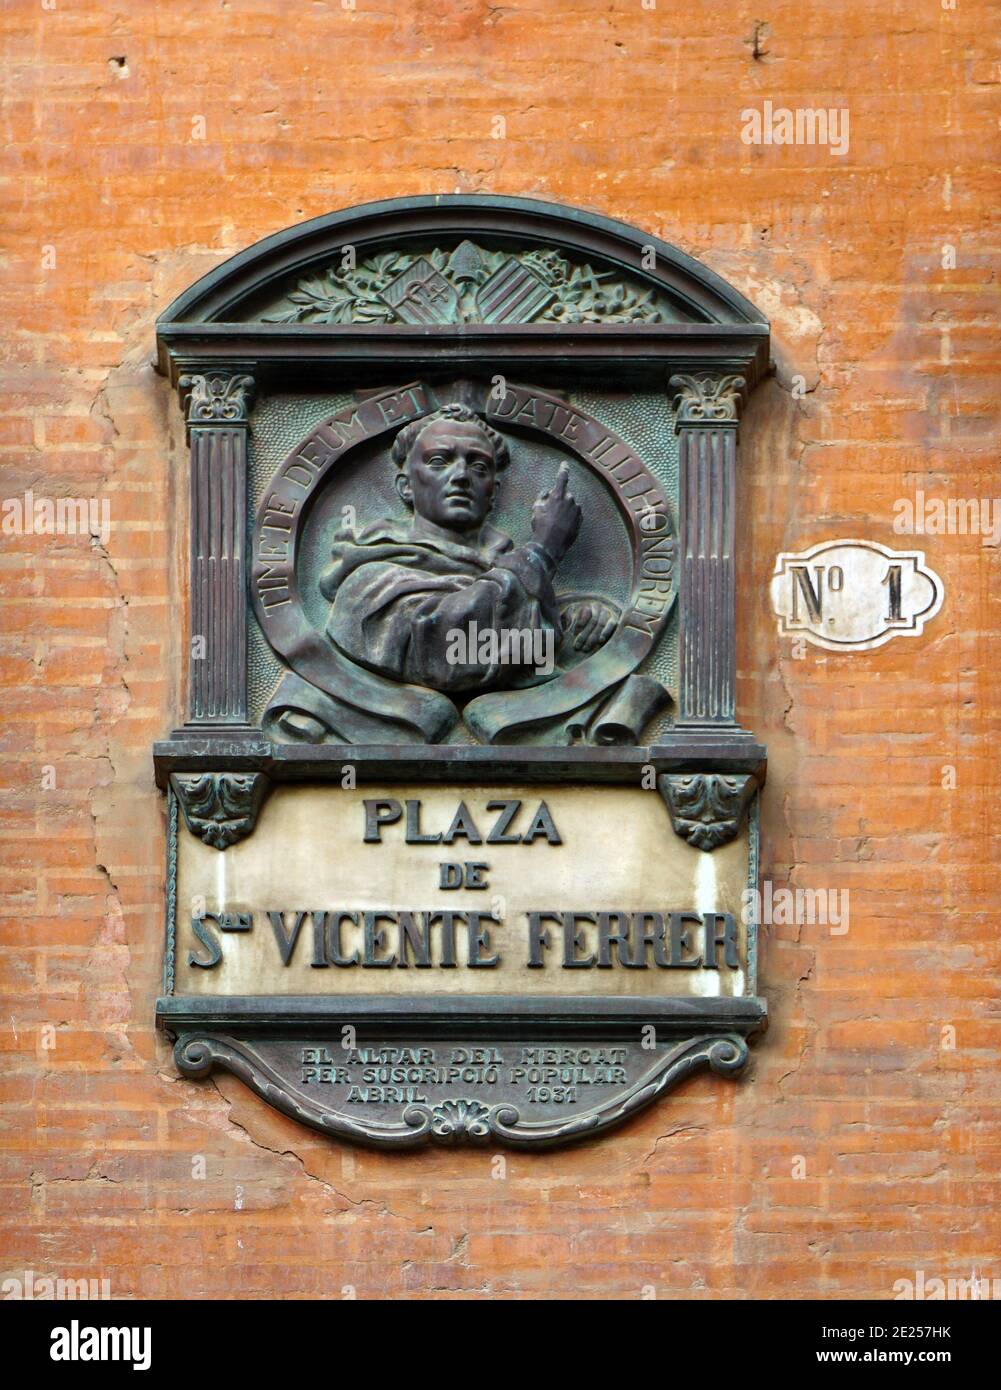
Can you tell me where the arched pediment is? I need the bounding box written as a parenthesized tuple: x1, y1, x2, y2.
(158, 194, 767, 330)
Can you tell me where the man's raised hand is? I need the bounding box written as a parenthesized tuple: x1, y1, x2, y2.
(531, 462, 582, 563)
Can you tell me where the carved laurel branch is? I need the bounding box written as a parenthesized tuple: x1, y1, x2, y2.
(263, 242, 673, 327)
(669, 372, 747, 426)
(170, 772, 270, 850)
(179, 372, 256, 426)
(658, 773, 756, 851)
(172, 1032, 750, 1150)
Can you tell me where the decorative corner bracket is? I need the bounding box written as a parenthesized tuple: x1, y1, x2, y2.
(659, 772, 756, 851)
(669, 372, 747, 427)
(170, 772, 270, 850)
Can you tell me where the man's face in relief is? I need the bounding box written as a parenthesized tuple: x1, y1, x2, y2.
(398, 419, 498, 532)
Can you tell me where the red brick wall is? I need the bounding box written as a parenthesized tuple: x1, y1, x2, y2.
(2, 0, 998, 1299)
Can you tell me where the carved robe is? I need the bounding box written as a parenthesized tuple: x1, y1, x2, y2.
(261, 518, 669, 747)
(322, 518, 561, 692)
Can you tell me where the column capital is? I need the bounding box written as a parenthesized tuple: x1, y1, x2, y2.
(179, 370, 256, 435)
(669, 372, 747, 429)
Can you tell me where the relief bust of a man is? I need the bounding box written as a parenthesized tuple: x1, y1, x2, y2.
(320, 404, 615, 693)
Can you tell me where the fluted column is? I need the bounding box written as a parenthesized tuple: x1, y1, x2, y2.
(179, 370, 255, 729)
(670, 372, 746, 729)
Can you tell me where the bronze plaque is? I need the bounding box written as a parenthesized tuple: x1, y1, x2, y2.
(155, 195, 770, 1147)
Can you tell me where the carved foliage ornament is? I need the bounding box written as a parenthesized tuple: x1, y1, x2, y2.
(170, 772, 269, 850)
(262, 241, 679, 327)
(659, 773, 756, 851)
(180, 372, 255, 426)
(669, 372, 747, 426)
